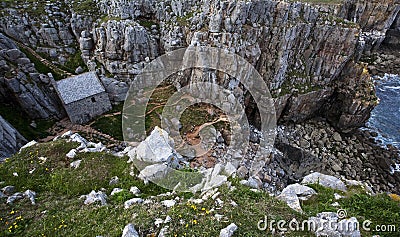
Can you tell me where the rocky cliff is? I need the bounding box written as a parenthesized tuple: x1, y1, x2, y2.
(0, 0, 398, 131)
(0, 33, 65, 119)
(0, 115, 27, 159)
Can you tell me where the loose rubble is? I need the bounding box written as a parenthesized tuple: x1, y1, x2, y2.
(121, 223, 139, 237)
(219, 223, 238, 237)
(308, 212, 361, 237)
(80, 190, 107, 206)
(124, 198, 144, 209)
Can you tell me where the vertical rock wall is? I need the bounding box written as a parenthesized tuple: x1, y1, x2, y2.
(0, 116, 27, 160)
(0, 33, 65, 119)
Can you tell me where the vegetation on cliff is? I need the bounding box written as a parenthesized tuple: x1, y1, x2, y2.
(1, 140, 399, 236)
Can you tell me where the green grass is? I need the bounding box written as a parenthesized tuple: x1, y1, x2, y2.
(0, 103, 55, 141)
(99, 16, 122, 24)
(92, 114, 123, 140)
(302, 183, 340, 216)
(0, 141, 304, 236)
(91, 103, 124, 141)
(63, 51, 87, 74)
(339, 193, 400, 236)
(18, 47, 64, 81)
(72, 0, 101, 16)
(302, 184, 400, 237)
(138, 19, 159, 30)
(1, 140, 400, 236)
(143, 85, 230, 139)
(275, 80, 323, 97)
(144, 85, 177, 134)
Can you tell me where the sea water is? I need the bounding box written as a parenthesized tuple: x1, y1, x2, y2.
(367, 74, 400, 150)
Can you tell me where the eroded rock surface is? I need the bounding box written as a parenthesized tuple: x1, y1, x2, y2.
(0, 115, 27, 160)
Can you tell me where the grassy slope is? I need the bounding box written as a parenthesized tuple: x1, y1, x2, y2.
(91, 103, 124, 141)
(0, 140, 399, 236)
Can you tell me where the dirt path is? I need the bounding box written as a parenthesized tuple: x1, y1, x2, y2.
(40, 118, 120, 147)
(14, 40, 73, 77)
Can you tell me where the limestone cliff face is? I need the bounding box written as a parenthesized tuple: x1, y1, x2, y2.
(0, 115, 27, 159)
(339, 0, 400, 52)
(0, 33, 64, 119)
(0, 0, 398, 130)
(0, 1, 77, 65)
(91, 20, 159, 75)
(383, 7, 400, 47)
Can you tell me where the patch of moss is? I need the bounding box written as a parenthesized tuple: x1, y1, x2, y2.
(92, 114, 123, 141)
(276, 79, 323, 97)
(176, 11, 194, 26)
(138, 19, 159, 30)
(72, 0, 101, 16)
(63, 51, 87, 74)
(301, 184, 339, 216)
(91, 103, 124, 141)
(99, 16, 122, 24)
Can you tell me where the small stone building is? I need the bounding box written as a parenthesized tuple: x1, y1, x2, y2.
(53, 71, 112, 124)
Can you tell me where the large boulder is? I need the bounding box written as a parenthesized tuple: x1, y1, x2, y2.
(301, 172, 347, 192)
(278, 184, 316, 212)
(129, 126, 182, 166)
(121, 223, 139, 237)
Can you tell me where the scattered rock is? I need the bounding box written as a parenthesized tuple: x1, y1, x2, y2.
(219, 223, 238, 237)
(154, 218, 164, 227)
(334, 193, 344, 200)
(223, 162, 237, 177)
(161, 199, 176, 208)
(138, 164, 170, 184)
(70, 159, 82, 169)
(109, 176, 119, 185)
(6, 192, 23, 204)
(236, 166, 248, 179)
(132, 126, 182, 166)
(121, 223, 139, 237)
(66, 149, 77, 159)
(81, 190, 107, 206)
(195, 164, 228, 192)
(124, 198, 144, 209)
(19, 141, 37, 152)
(2, 185, 15, 195)
(215, 214, 224, 222)
(111, 188, 124, 196)
(158, 226, 168, 237)
(75, 66, 84, 74)
(164, 215, 172, 223)
(129, 186, 141, 195)
(246, 176, 263, 189)
(308, 212, 361, 237)
(333, 132, 342, 142)
(23, 189, 36, 205)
